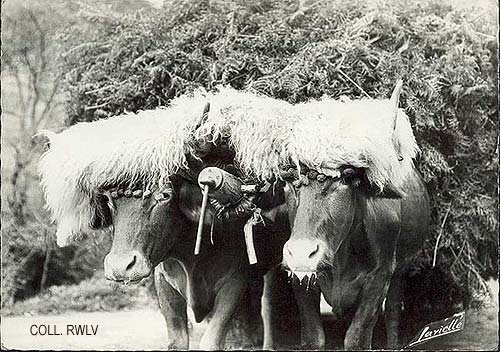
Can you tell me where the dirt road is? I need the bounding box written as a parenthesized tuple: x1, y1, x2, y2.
(1, 307, 497, 350)
(1, 309, 176, 350)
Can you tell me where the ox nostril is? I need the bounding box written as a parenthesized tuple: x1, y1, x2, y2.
(105, 252, 151, 282)
(126, 255, 137, 271)
(283, 239, 324, 273)
(308, 244, 319, 258)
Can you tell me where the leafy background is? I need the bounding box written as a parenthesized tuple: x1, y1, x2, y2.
(1, 0, 497, 315)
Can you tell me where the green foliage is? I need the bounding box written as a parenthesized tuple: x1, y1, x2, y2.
(1, 210, 114, 307)
(2, 271, 155, 316)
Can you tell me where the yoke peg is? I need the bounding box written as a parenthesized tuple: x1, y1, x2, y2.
(195, 184, 210, 255)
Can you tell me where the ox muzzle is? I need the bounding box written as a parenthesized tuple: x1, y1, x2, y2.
(283, 239, 326, 288)
(104, 250, 152, 283)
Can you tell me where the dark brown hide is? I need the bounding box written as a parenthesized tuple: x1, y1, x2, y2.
(103, 173, 298, 349)
(104, 184, 185, 282)
(283, 165, 430, 349)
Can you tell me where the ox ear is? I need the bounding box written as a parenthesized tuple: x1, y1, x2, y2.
(32, 130, 56, 150)
(340, 166, 404, 199)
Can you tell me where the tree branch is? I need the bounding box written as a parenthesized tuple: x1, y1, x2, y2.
(337, 68, 372, 99)
(432, 202, 452, 268)
(12, 68, 28, 115)
(34, 74, 62, 131)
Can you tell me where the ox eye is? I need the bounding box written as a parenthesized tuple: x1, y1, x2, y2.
(340, 166, 362, 185)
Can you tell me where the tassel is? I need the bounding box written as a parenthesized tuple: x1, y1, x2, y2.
(244, 208, 264, 265)
(210, 217, 216, 245)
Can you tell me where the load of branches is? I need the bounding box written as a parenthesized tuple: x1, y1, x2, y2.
(58, 0, 497, 299)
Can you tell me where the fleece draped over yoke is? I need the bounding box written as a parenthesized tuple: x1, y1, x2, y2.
(39, 86, 418, 246)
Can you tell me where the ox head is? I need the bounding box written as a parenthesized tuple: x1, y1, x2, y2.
(103, 102, 219, 283)
(101, 101, 236, 284)
(102, 180, 190, 283)
(282, 82, 405, 285)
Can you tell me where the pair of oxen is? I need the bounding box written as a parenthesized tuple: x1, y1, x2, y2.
(39, 82, 429, 350)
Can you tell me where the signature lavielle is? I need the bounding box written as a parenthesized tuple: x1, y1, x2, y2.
(30, 324, 98, 336)
(406, 311, 466, 348)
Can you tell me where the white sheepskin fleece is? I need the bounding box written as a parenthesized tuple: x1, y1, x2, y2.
(194, 87, 300, 180)
(39, 90, 215, 246)
(288, 97, 419, 191)
(39, 86, 418, 246)
(199, 88, 419, 191)
(40, 87, 297, 246)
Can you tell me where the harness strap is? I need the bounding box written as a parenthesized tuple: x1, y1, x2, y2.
(194, 166, 271, 257)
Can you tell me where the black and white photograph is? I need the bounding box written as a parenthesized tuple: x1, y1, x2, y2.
(1, 0, 498, 350)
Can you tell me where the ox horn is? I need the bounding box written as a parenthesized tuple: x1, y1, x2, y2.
(390, 79, 403, 131)
(194, 102, 210, 130)
(202, 101, 210, 116)
(192, 102, 213, 157)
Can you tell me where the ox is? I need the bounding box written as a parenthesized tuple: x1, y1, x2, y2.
(100, 157, 298, 349)
(38, 89, 305, 350)
(281, 83, 430, 349)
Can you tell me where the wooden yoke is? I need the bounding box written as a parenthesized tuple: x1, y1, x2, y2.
(196, 167, 261, 264)
(196, 167, 245, 255)
(199, 167, 244, 206)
